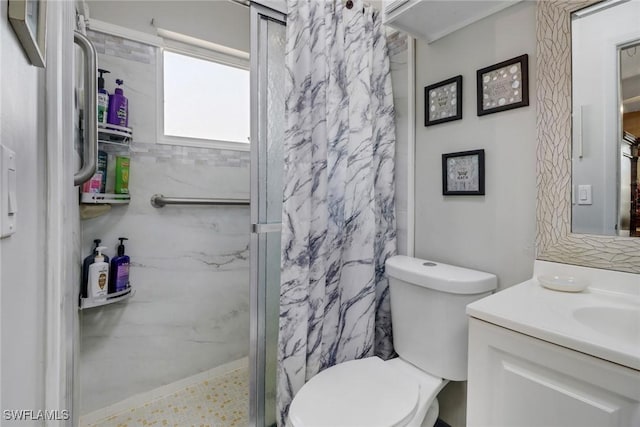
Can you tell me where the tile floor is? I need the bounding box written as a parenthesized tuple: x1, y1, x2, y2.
(81, 361, 249, 427)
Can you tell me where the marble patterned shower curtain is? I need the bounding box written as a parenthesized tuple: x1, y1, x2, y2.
(277, 0, 397, 425)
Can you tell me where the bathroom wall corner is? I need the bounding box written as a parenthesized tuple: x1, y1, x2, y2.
(438, 381, 467, 427)
(413, 2, 538, 426)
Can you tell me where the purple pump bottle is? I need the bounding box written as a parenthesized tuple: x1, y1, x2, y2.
(109, 237, 130, 293)
(107, 79, 129, 127)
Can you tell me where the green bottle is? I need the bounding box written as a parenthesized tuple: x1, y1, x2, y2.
(115, 156, 130, 194)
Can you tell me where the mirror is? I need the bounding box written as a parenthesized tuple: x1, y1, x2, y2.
(536, 0, 640, 273)
(620, 43, 640, 237)
(571, 0, 640, 237)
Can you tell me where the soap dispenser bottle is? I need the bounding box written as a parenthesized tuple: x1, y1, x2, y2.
(82, 239, 109, 298)
(107, 79, 128, 127)
(88, 246, 109, 301)
(110, 237, 130, 293)
(97, 69, 110, 125)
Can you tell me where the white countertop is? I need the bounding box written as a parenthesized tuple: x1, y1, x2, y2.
(467, 261, 640, 371)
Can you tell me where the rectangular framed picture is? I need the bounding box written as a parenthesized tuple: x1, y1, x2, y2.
(476, 54, 528, 116)
(425, 75, 462, 126)
(8, 0, 47, 68)
(442, 149, 485, 196)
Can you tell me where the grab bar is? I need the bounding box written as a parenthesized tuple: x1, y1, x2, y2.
(150, 194, 250, 208)
(74, 32, 98, 186)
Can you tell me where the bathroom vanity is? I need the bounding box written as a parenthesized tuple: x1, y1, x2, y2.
(463, 0, 640, 424)
(466, 261, 640, 427)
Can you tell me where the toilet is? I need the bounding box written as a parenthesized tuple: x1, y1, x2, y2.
(288, 255, 497, 427)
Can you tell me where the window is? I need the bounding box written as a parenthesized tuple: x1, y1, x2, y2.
(162, 50, 250, 147)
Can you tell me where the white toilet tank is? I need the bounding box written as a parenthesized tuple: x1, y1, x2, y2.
(386, 255, 497, 381)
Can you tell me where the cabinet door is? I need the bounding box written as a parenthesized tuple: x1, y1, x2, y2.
(467, 319, 640, 427)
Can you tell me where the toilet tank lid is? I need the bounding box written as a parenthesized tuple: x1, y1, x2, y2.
(385, 255, 497, 294)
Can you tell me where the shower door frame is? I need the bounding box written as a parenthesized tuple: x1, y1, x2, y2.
(249, 4, 286, 427)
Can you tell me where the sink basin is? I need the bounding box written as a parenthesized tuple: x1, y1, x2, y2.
(467, 260, 640, 370)
(573, 306, 640, 343)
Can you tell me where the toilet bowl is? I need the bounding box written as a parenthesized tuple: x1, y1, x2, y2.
(287, 256, 497, 427)
(289, 356, 446, 427)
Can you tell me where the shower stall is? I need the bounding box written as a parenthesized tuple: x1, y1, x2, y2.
(73, 2, 285, 426)
(67, 1, 410, 425)
(249, 6, 286, 427)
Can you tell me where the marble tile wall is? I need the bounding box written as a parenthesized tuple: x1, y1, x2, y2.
(88, 30, 155, 64)
(87, 30, 158, 144)
(130, 142, 250, 168)
(80, 32, 250, 414)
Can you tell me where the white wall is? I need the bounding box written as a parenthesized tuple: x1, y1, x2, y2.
(87, 0, 250, 52)
(413, 2, 537, 425)
(0, 7, 47, 425)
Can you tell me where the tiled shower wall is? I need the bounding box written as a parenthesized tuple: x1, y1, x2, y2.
(79, 31, 250, 414)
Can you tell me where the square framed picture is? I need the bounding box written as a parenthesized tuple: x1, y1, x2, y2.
(476, 54, 528, 116)
(442, 149, 485, 196)
(424, 75, 462, 126)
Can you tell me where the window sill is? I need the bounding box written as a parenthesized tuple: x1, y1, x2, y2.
(158, 135, 250, 152)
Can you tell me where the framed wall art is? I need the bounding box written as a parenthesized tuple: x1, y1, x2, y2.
(476, 54, 528, 116)
(442, 149, 485, 196)
(8, 0, 47, 68)
(425, 75, 462, 126)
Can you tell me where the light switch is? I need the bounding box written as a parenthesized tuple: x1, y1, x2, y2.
(577, 184, 592, 205)
(1, 144, 16, 238)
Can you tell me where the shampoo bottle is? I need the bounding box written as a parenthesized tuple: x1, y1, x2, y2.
(88, 246, 109, 301)
(81, 151, 108, 194)
(97, 69, 110, 126)
(97, 150, 108, 193)
(109, 237, 130, 293)
(82, 239, 109, 298)
(107, 79, 128, 127)
(114, 156, 130, 194)
(81, 173, 102, 194)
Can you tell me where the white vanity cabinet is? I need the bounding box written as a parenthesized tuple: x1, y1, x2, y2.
(467, 318, 640, 427)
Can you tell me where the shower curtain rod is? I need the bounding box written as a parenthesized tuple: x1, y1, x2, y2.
(229, 0, 373, 12)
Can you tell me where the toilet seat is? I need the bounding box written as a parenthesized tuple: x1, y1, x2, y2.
(289, 357, 443, 427)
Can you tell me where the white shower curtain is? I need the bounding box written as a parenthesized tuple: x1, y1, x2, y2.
(277, 0, 397, 425)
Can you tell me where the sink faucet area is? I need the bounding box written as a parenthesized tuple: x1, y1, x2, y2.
(466, 260, 640, 370)
(573, 306, 640, 343)
(466, 260, 640, 427)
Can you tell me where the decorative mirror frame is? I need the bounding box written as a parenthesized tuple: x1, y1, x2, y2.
(536, 0, 640, 273)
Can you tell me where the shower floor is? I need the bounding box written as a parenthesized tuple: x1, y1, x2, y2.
(80, 358, 249, 427)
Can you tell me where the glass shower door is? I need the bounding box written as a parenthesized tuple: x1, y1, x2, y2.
(249, 5, 286, 427)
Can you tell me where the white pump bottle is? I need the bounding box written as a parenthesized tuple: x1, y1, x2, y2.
(88, 246, 109, 300)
